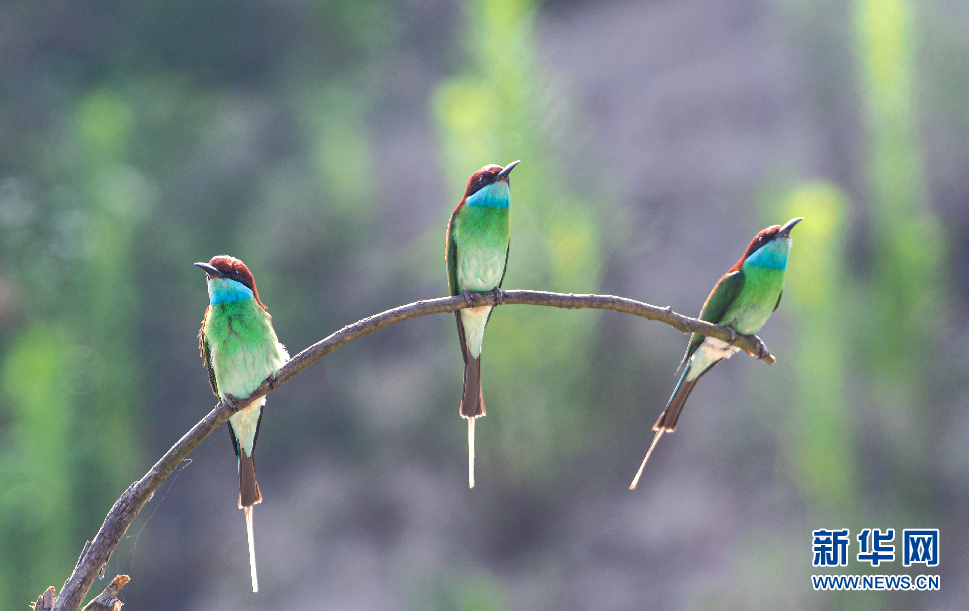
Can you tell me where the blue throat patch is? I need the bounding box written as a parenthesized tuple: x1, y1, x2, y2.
(465, 181, 510, 208)
(744, 237, 792, 271)
(208, 277, 254, 304)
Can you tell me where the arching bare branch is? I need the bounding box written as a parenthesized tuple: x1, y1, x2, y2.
(50, 289, 774, 610)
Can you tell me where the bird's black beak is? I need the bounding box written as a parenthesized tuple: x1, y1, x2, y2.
(495, 160, 521, 181)
(778, 217, 803, 238)
(194, 262, 225, 278)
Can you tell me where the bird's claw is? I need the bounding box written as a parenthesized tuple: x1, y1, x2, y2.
(490, 287, 504, 306)
(224, 394, 240, 410)
(726, 326, 737, 344)
(461, 290, 475, 308)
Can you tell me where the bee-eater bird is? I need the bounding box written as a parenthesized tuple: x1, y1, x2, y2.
(446, 160, 520, 488)
(630, 217, 803, 490)
(195, 255, 290, 592)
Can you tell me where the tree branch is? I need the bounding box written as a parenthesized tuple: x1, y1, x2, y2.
(50, 289, 774, 610)
(80, 575, 129, 611)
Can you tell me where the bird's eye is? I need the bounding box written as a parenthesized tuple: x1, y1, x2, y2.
(477, 176, 486, 185)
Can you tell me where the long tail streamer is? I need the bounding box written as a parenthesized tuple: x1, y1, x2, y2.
(468, 417, 476, 489)
(629, 429, 665, 490)
(244, 506, 258, 592)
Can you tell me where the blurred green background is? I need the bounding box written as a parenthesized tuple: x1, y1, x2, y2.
(1, 0, 967, 608)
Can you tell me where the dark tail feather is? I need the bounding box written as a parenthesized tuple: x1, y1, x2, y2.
(461, 356, 485, 488)
(238, 450, 262, 509)
(630, 367, 701, 489)
(632, 365, 720, 489)
(460, 355, 485, 418)
(653, 369, 699, 432)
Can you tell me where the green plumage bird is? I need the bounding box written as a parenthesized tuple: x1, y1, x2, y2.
(446, 160, 520, 488)
(631, 217, 803, 489)
(196, 255, 289, 591)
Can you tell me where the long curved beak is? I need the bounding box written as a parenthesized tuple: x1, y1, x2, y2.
(778, 217, 804, 238)
(194, 262, 224, 278)
(495, 160, 521, 181)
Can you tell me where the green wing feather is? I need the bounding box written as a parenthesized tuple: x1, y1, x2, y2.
(199, 306, 219, 398)
(200, 307, 245, 458)
(446, 207, 460, 296)
(497, 241, 510, 289)
(445, 207, 470, 364)
(683, 270, 745, 363)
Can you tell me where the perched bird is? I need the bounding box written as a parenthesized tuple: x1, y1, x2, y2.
(195, 255, 290, 591)
(446, 160, 520, 488)
(630, 217, 803, 489)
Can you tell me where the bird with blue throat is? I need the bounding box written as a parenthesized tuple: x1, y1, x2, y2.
(630, 217, 803, 490)
(195, 255, 290, 591)
(446, 160, 520, 488)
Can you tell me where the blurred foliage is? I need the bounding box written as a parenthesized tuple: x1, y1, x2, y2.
(855, 0, 946, 397)
(778, 184, 859, 515)
(0, 89, 148, 606)
(0, 1, 397, 606)
(753, 0, 948, 604)
(0, 324, 76, 602)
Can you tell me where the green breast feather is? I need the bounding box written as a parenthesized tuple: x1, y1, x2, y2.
(200, 299, 286, 399)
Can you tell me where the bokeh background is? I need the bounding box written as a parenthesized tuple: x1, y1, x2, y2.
(1, 0, 967, 608)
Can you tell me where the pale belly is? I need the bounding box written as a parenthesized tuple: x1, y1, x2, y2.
(210, 329, 289, 454)
(457, 246, 506, 293)
(460, 305, 492, 358)
(722, 302, 776, 336)
(686, 337, 740, 381)
(229, 399, 266, 455)
(213, 339, 288, 398)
